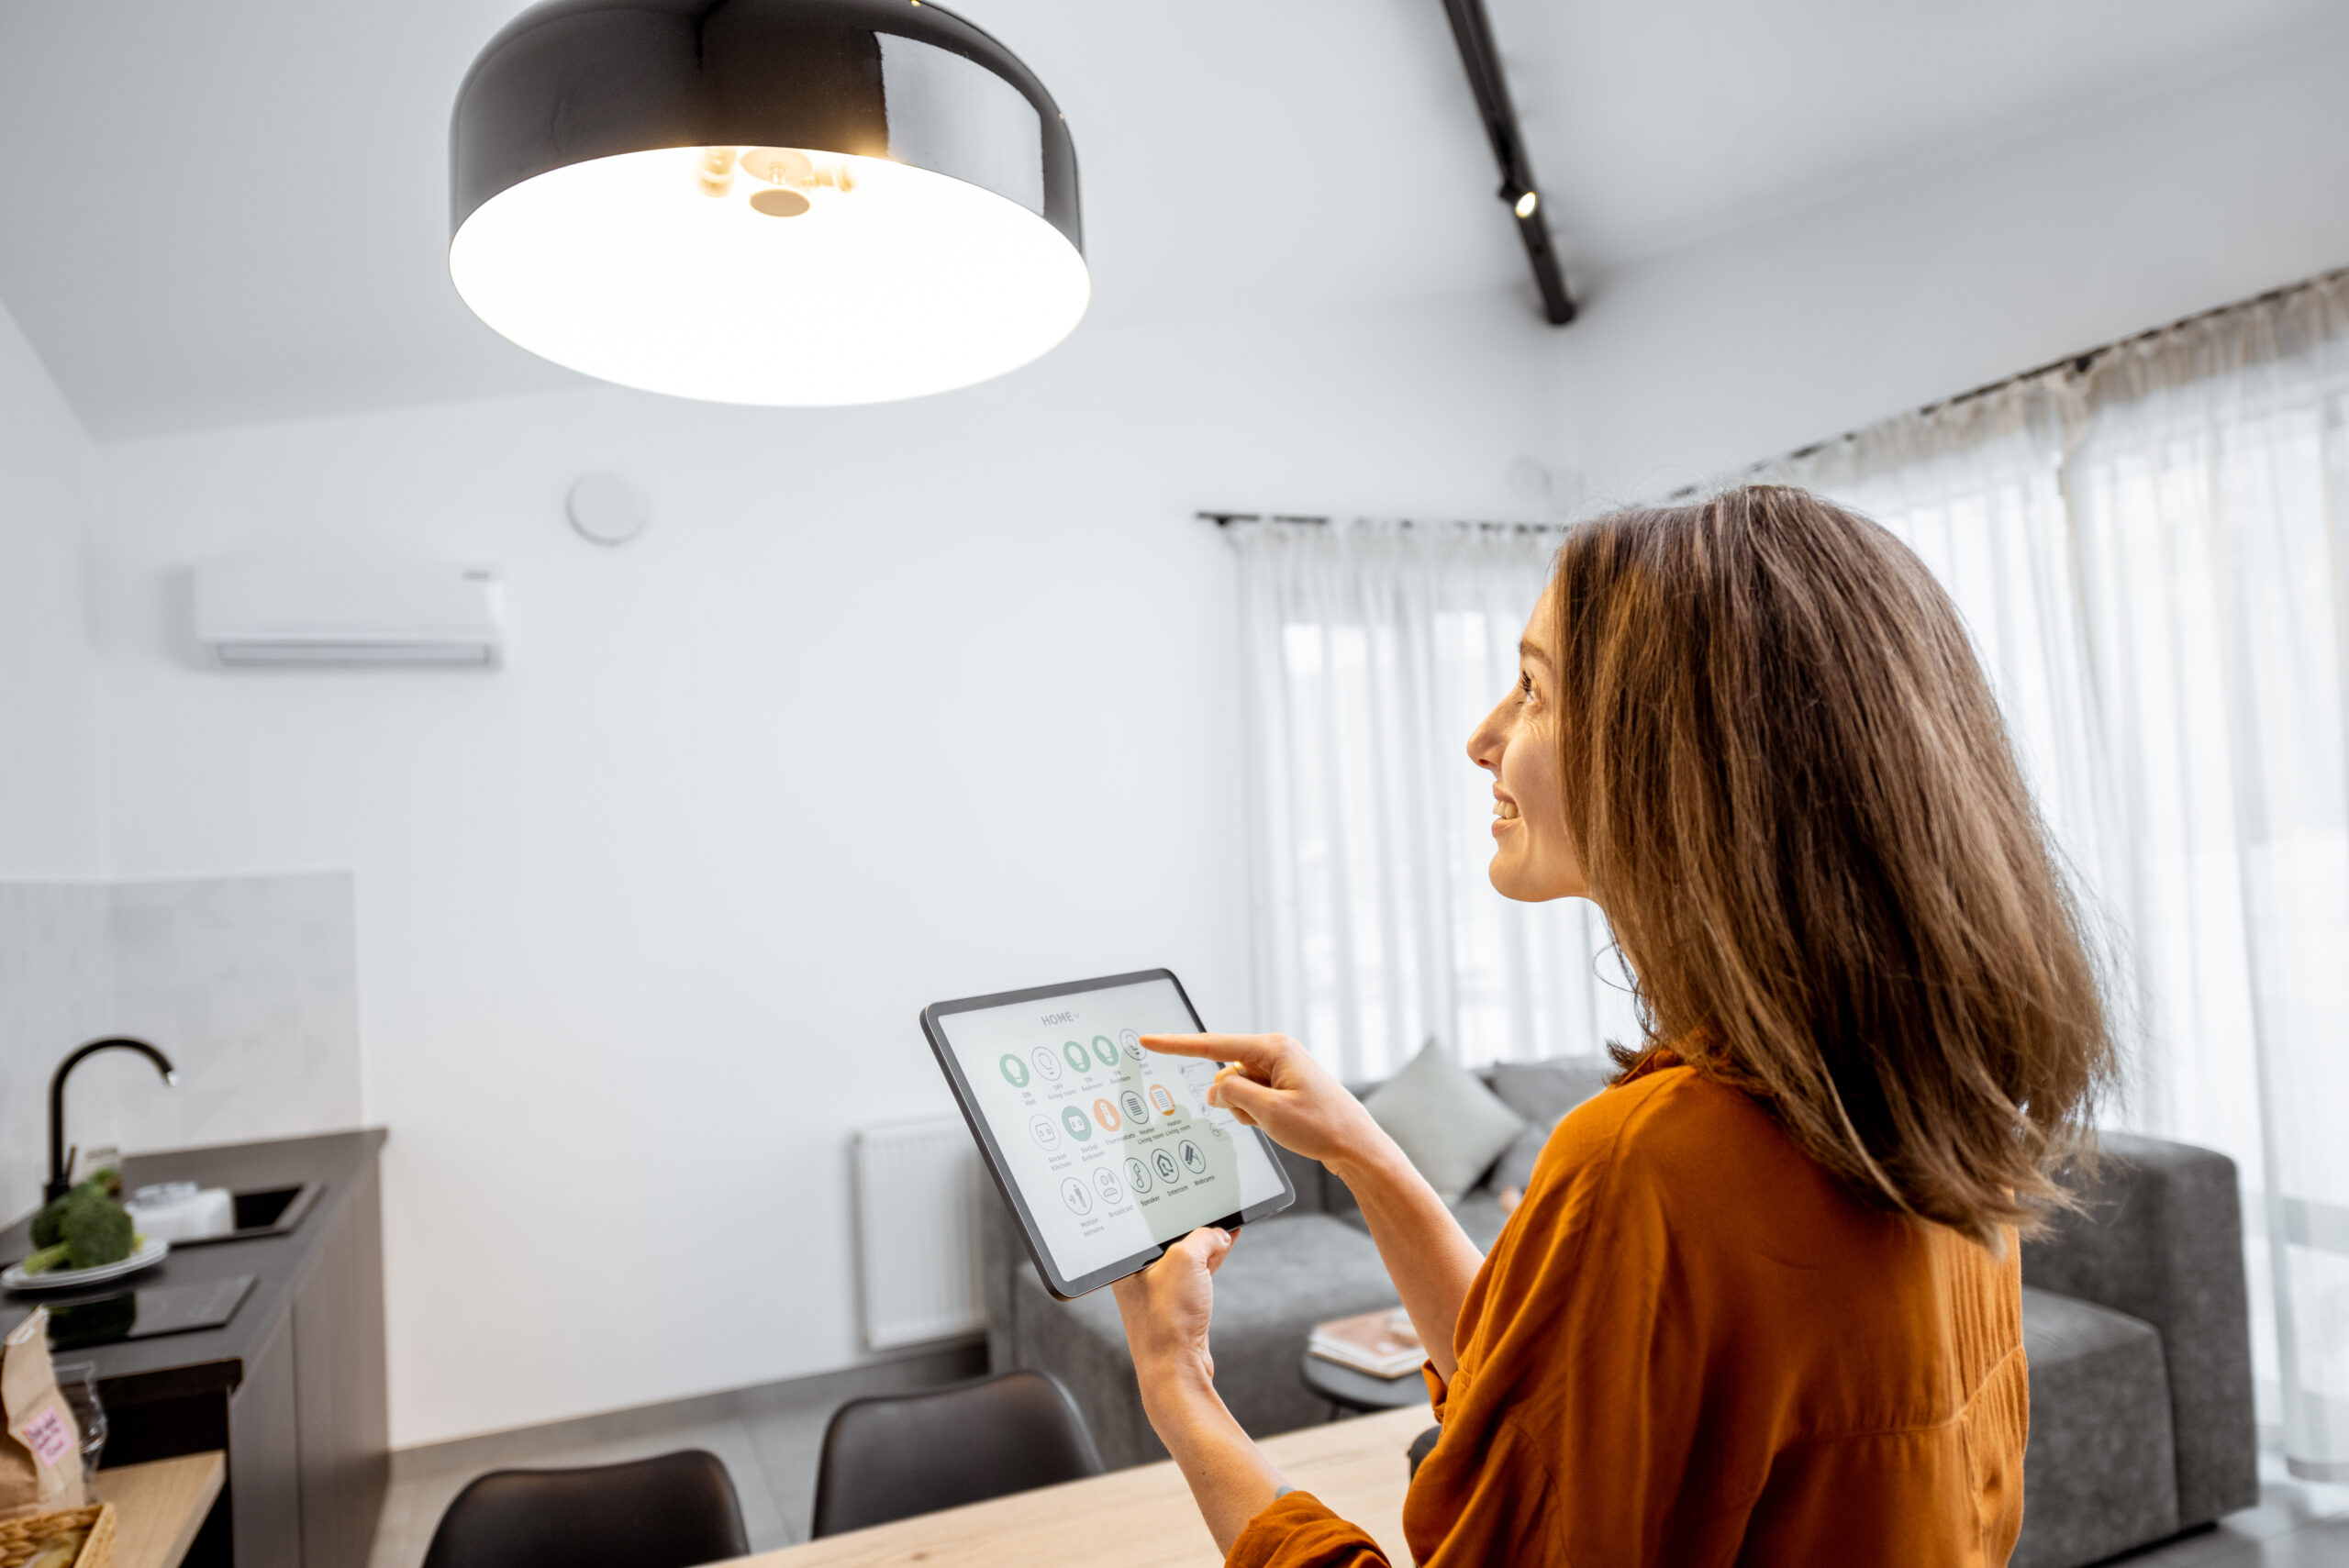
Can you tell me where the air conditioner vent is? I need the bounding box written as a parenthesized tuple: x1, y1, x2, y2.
(194, 560, 505, 670)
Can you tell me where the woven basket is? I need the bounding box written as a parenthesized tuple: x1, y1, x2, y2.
(0, 1502, 116, 1568)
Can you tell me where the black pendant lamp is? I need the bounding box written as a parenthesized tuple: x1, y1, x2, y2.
(450, 0, 1086, 406)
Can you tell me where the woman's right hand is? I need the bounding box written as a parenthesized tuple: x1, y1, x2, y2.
(1155, 1033, 1479, 1386)
(1138, 1033, 1395, 1174)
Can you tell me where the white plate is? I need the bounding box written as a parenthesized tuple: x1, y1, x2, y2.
(3, 1236, 169, 1292)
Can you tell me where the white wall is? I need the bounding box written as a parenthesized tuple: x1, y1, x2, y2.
(89, 292, 1553, 1446)
(0, 873, 361, 1223)
(0, 298, 101, 874)
(1553, 28, 2349, 501)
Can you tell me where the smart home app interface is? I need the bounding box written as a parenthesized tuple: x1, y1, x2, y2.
(937, 977, 1286, 1282)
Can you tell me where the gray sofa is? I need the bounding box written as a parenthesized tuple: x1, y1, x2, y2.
(978, 1057, 2257, 1567)
(2014, 1132, 2259, 1566)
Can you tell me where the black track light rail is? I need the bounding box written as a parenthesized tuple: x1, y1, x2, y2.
(1439, 0, 1575, 325)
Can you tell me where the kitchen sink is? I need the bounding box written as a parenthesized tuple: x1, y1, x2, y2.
(166, 1181, 323, 1247)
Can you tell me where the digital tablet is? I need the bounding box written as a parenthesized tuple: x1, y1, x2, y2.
(921, 969, 1297, 1299)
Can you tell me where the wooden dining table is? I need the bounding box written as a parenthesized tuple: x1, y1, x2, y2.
(96, 1451, 226, 1568)
(730, 1405, 1430, 1566)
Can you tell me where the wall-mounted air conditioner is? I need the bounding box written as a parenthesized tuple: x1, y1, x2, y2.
(193, 560, 506, 669)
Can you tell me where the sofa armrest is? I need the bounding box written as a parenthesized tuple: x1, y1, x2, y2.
(1273, 1142, 1331, 1216)
(2021, 1131, 2258, 1526)
(978, 1184, 1030, 1373)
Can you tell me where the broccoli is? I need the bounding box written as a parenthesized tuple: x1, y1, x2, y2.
(30, 1196, 69, 1249)
(18, 1242, 72, 1275)
(62, 1191, 133, 1269)
(29, 1172, 120, 1250)
(22, 1182, 135, 1273)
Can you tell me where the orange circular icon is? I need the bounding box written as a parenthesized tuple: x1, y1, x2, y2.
(1092, 1098, 1121, 1132)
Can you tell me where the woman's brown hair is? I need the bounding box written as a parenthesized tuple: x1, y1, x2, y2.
(1551, 484, 2113, 1245)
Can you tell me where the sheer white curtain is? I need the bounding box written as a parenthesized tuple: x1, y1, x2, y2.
(1230, 518, 1639, 1083)
(1777, 271, 2349, 1479)
(1770, 385, 2120, 898)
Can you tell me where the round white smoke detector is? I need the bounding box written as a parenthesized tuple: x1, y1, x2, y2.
(567, 473, 647, 547)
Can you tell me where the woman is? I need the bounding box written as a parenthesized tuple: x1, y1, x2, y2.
(1118, 486, 2111, 1566)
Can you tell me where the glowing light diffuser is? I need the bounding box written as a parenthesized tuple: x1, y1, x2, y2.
(450, 0, 1085, 406)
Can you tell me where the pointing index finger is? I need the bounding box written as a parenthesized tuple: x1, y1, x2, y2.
(1139, 1032, 1285, 1073)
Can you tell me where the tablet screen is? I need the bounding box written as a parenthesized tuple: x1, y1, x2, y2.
(929, 973, 1291, 1290)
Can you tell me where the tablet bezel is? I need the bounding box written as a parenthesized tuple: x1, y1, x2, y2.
(920, 967, 1298, 1300)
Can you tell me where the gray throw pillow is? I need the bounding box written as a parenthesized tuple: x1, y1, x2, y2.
(1362, 1040, 1527, 1204)
(1488, 1057, 1616, 1126)
(1487, 1058, 1616, 1194)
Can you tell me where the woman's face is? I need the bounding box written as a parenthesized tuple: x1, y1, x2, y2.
(1468, 584, 1589, 903)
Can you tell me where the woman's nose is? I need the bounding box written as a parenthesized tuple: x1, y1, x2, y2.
(1468, 723, 1500, 771)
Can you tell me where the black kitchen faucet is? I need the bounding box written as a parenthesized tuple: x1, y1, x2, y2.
(48, 1037, 177, 1203)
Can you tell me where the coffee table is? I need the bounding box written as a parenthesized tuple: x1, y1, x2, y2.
(1300, 1346, 1431, 1418)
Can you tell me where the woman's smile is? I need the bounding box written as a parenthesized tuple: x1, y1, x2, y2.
(1491, 793, 1520, 833)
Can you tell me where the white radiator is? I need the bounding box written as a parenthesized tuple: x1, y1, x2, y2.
(853, 1118, 989, 1350)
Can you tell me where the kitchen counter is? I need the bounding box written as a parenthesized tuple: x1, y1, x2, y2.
(2, 1130, 383, 1404)
(1, 1130, 389, 1568)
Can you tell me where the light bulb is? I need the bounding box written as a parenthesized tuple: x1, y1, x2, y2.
(697, 148, 738, 198)
(1513, 189, 1539, 219)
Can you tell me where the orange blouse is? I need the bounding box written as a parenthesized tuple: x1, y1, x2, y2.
(1230, 1060, 2027, 1568)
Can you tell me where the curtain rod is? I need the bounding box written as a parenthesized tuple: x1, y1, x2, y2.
(1664, 263, 2349, 502)
(1196, 511, 1573, 535)
(1780, 262, 2349, 467)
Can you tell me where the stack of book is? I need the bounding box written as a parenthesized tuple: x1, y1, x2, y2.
(1308, 1307, 1425, 1380)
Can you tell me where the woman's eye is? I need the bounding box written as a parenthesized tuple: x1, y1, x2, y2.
(1518, 671, 1535, 697)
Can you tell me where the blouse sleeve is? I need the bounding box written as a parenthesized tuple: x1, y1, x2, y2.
(1223, 1422, 1566, 1568)
(1226, 1493, 1390, 1568)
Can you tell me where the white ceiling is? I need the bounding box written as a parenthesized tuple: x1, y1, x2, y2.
(1497, 0, 2346, 266)
(0, 0, 2337, 439)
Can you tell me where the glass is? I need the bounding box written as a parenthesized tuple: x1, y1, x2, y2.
(72, 1145, 122, 1186)
(50, 1361, 106, 1496)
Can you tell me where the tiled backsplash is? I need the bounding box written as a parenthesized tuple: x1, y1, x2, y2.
(0, 872, 360, 1223)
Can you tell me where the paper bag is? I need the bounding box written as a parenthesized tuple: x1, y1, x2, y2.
(1, 1309, 83, 1517)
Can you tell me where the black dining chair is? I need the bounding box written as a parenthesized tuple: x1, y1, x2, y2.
(809, 1369, 1106, 1537)
(419, 1448, 750, 1568)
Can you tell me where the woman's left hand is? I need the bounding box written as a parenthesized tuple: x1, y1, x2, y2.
(1112, 1226, 1237, 1381)
(1110, 1227, 1292, 1555)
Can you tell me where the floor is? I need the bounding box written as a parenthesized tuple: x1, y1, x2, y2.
(367, 1394, 2349, 1567)
(2107, 1451, 2349, 1566)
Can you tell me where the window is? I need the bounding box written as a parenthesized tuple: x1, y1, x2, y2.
(1230, 519, 1638, 1081)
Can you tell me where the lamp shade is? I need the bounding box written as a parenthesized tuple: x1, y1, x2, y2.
(450, 0, 1086, 406)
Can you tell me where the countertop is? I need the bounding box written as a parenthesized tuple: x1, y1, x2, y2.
(0, 1129, 386, 1408)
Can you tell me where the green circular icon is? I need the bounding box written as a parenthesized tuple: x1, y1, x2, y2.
(1091, 1035, 1118, 1067)
(998, 1054, 1030, 1089)
(1061, 1105, 1093, 1141)
(1063, 1040, 1092, 1074)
